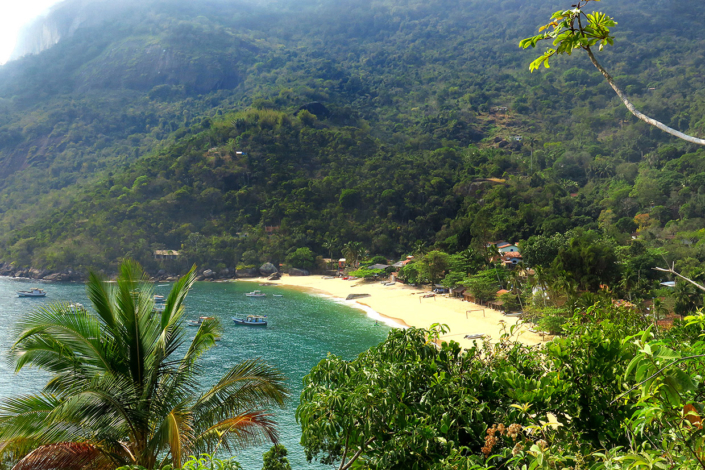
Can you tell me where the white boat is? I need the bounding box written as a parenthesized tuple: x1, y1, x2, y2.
(273, 294, 283, 297)
(187, 316, 215, 327)
(67, 303, 87, 314)
(245, 290, 266, 298)
(232, 315, 268, 326)
(18, 288, 46, 298)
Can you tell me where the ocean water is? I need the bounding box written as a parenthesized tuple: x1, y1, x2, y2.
(0, 278, 391, 469)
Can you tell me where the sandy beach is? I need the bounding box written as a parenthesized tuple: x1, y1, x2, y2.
(239, 275, 546, 348)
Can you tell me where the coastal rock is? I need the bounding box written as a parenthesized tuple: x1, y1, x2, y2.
(289, 268, 310, 276)
(259, 262, 278, 275)
(268, 272, 281, 281)
(346, 293, 371, 300)
(202, 269, 215, 278)
(43, 273, 64, 281)
(236, 268, 259, 278)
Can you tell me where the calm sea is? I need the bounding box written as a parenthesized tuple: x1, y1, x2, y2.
(0, 278, 390, 469)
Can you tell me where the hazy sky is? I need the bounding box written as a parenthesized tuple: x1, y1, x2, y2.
(0, 0, 65, 64)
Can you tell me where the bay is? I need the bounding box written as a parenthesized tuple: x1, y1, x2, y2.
(0, 277, 390, 469)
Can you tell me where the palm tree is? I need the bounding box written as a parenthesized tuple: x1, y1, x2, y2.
(342, 241, 365, 268)
(0, 260, 288, 469)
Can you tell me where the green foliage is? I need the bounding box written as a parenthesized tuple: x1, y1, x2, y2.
(463, 269, 505, 303)
(520, 0, 618, 71)
(286, 247, 316, 270)
(418, 250, 451, 286)
(261, 445, 292, 470)
(349, 268, 383, 279)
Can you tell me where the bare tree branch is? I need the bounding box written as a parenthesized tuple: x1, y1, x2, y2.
(340, 437, 376, 470)
(653, 265, 705, 293)
(585, 46, 705, 146)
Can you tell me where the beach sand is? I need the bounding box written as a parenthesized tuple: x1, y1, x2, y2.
(239, 275, 546, 348)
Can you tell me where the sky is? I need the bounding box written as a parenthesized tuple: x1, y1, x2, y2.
(0, 0, 65, 65)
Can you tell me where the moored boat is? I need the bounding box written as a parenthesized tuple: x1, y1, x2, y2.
(67, 303, 87, 314)
(232, 315, 268, 326)
(245, 290, 266, 298)
(187, 316, 215, 327)
(18, 288, 46, 298)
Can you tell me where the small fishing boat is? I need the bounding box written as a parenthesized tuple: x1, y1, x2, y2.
(18, 288, 46, 298)
(245, 290, 266, 298)
(232, 315, 268, 326)
(187, 316, 215, 327)
(154, 295, 166, 304)
(65, 303, 87, 314)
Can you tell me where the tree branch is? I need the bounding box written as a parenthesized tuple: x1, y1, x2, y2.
(653, 265, 705, 293)
(338, 431, 350, 470)
(340, 437, 376, 470)
(584, 46, 705, 146)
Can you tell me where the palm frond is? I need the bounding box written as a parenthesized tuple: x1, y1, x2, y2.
(148, 404, 194, 468)
(194, 411, 279, 454)
(11, 304, 112, 375)
(193, 359, 289, 423)
(13, 442, 113, 470)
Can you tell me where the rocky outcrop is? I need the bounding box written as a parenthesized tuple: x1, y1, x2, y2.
(289, 268, 310, 276)
(236, 268, 259, 278)
(202, 269, 215, 278)
(259, 262, 278, 276)
(268, 272, 281, 280)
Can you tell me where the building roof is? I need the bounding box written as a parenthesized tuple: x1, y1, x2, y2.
(503, 252, 523, 259)
(369, 264, 389, 270)
(392, 261, 405, 268)
(496, 289, 510, 296)
(497, 243, 514, 248)
(154, 250, 180, 256)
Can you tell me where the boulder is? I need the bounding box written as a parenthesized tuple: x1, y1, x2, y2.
(202, 269, 215, 278)
(236, 268, 259, 278)
(259, 262, 278, 276)
(268, 272, 281, 281)
(289, 268, 310, 276)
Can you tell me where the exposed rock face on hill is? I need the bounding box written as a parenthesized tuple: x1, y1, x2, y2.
(9, 0, 132, 61)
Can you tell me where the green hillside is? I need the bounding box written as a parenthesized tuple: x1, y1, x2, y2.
(0, 0, 704, 272)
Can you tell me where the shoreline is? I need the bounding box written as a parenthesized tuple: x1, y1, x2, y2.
(239, 275, 547, 348)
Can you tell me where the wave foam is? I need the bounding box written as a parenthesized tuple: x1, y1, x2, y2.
(314, 293, 407, 329)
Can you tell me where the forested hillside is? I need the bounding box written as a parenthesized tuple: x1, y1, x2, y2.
(0, 0, 704, 272)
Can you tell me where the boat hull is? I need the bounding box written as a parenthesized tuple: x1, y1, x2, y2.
(18, 293, 46, 297)
(233, 319, 268, 326)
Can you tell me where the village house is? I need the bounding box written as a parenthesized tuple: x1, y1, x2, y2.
(501, 251, 523, 267)
(154, 250, 180, 261)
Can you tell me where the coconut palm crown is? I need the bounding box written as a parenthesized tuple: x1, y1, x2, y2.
(0, 260, 288, 469)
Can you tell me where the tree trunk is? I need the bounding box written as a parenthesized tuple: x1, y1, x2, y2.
(585, 47, 705, 146)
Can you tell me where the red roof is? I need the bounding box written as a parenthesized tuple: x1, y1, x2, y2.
(503, 252, 522, 259)
(497, 243, 512, 248)
(496, 289, 510, 296)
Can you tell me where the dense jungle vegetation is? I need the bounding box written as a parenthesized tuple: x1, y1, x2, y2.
(0, 0, 704, 274)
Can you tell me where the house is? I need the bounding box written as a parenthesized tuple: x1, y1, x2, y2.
(487, 241, 520, 253)
(154, 250, 180, 261)
(501, 251, 523, 267)
(338, 258, 346, 269)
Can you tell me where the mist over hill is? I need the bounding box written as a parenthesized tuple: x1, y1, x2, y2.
(0, 0, 703, 273)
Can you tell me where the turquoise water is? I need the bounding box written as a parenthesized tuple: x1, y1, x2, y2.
(0, 278, 390, 469)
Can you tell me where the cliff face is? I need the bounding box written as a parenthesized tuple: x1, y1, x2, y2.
(8, 0, 135, 62)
